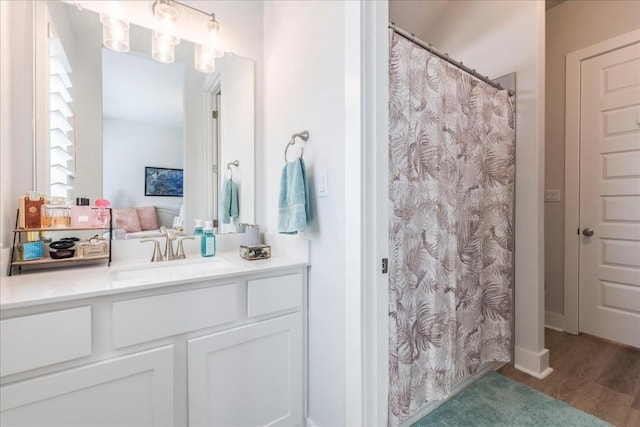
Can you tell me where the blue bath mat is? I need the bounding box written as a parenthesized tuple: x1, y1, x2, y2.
(412, 371, 611, 427)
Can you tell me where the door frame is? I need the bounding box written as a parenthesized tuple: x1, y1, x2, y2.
(563, 29, 640, 334)
(346, 1, 389, 425)
(203, 72, 221, 223)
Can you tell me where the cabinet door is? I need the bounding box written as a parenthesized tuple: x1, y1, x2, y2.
(0, 346, 174, 427)
(1, 306, 92, 376)
(188, 314, 302, 427)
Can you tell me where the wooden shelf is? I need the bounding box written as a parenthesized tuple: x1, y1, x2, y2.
(11, 254, 109, 267)
(9, 208, 113, 275)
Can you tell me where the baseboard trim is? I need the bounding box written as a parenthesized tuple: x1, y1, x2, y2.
(514, 364, 554, 379)
(514, 346, 553, 379)
(305, 417, 319, 427)
(545, 311, 564, 331)
(399, 361, 503, 427)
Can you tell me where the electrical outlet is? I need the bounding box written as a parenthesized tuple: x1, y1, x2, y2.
(318, 170, 328, 198)
(544, 189, 561, 203)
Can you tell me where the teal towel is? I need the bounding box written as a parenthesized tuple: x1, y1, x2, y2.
(221, 178, 239, 224)
(278, 158, 311, 233)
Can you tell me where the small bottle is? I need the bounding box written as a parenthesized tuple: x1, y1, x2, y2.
(193, 219, 204, 236)
(201, 221, 216, 257)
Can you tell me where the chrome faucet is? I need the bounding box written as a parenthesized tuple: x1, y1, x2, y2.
(142, 228, 195, 262)
(176, 236, 195, 259)
(140, 239, 164, 262)
(160, 227, 179, 261)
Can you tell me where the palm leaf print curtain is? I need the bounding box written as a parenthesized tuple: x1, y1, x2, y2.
(388, 31, 515, 426)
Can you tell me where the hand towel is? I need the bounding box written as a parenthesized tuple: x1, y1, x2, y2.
(278, 158, 311, 233)
(221, 178, 239, 224)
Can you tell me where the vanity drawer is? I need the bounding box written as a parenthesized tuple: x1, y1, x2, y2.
(0, 306, 92, 377)
(112, 283, 240, 348)
(247, 273, 302, 317)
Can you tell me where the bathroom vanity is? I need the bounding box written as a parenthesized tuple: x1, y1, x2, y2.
(0, 236, 309, 426)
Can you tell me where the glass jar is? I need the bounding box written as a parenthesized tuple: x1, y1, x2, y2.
(41, 205, 71, 228)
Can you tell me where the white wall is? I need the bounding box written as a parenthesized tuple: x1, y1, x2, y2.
(390, 0, 549, 377)
(1, 1, 34, 251)
(103, 117, 183, 212)
(0, 0, 13, 253)
(545, 0, 640, 320)
(263, 1, 348, 425)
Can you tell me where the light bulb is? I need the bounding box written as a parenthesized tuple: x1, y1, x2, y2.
(152, 31, 176, 64)
(205, 16, 223, 58)
(152, 0, 180, 46)
(99, 13, 129, 52)
(195, 44, 215, 73)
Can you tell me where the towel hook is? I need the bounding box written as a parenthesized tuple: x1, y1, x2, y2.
(226, 160, 239, 179)
(284, 130, 309, 163)
(227, 160, 239, 170)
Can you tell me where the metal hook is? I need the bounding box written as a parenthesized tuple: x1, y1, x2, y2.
(227, 160, 239, 170)
(226, 160, 239, 179)
(284, 130, 309, 163)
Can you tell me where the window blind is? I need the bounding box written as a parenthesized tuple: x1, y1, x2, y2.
(48, 35, 74, 198)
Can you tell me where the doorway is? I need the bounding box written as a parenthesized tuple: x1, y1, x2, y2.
(564, 30, 640, 348)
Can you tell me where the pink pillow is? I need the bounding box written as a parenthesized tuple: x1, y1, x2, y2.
(137, 206, 158, 231)
(113, 208, 142, 233)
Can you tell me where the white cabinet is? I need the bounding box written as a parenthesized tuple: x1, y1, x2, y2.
(0, 268, 306, 427)
(112, 282, 240, 348)
(0, 346, 174, 427)
(247, 273, 302, 318)
(188, 313, 303, 427)
(0, 306, 92, 376)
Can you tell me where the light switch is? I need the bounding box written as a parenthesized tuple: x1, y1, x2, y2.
(544, 189, 561, 203)
(318, 170, 328, 198)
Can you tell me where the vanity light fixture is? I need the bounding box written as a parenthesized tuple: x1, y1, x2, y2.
(152, 0, 180, 64)
(99, 1, 129, 53)
(194, 14, 223, 73)
(99, 0, 224, 71)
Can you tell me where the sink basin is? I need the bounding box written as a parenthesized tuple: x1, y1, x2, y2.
(109, 257, 234, 284)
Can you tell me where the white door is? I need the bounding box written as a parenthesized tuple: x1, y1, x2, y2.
(187, 314, 303, 427)
(579, 41, 640, 348)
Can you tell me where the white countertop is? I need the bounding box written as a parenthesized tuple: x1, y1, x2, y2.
(0, 251, 309, 310)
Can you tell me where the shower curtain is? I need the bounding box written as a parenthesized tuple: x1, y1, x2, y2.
(388, 31, 515, 426)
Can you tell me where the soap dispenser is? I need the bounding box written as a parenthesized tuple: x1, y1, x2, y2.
(193, 219, 203, 236)
(201, 221, 216, 257)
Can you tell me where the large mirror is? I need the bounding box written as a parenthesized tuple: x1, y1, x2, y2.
(35, 0, 255, 238)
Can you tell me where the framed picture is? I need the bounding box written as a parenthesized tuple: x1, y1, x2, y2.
(145, 167, 183, 197)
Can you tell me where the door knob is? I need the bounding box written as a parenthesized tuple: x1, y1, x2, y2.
(582, 228, 594, 237)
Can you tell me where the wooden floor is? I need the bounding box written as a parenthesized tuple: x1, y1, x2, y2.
(499, 329, 640, 427)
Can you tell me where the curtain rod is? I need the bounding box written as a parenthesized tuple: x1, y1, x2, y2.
(389, 23, 515, 96)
